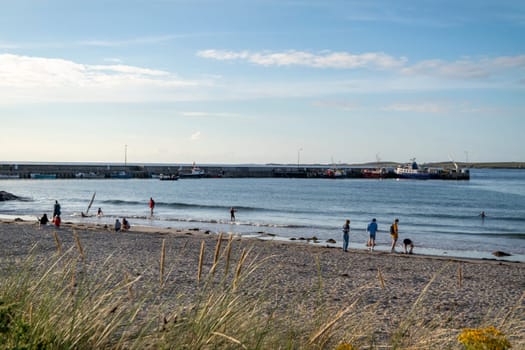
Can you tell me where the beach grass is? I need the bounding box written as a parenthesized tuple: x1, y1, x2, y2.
(0, 226, 522, 349)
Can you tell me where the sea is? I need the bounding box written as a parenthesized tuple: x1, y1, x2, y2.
(1, 168, 524, 262)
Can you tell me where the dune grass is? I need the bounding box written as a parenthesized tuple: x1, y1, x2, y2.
(0, 231, 521, 349)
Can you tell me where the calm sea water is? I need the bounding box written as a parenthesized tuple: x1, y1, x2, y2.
(1, 169, 524, 261)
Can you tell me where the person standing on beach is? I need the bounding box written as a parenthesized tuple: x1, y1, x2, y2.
(390, 218, 399, 253)
(342, 219, 350, 252)
(53, 200, 61, 218)
(367, 218, 378, 251)
(149, 197, 155, 216)
(230, 207, 236, 222)
(97, 207, 103, 217)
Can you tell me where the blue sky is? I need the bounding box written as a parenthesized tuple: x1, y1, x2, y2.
(1, 0, 524, 164)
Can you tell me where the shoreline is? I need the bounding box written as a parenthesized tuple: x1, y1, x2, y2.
(1, 214, 523, 263)
(1, 218, 524, 348)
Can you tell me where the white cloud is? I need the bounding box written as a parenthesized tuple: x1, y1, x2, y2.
(190, 131, 201, 141)
(198, 49, 407, 69)
(0, 53, 206, 103)
(181, 111, 242, 118)
(383, 103, 447, 113)
(402, 55, 525, 79)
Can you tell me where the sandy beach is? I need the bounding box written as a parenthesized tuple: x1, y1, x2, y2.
(1, 218, 523, 349)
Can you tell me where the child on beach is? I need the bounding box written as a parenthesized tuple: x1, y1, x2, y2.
(114, 219, 121, 232)
(39, 213, 49, 227)
(52, 215, 61, 228)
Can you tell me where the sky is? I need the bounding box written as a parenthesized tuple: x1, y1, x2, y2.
(1, 0, 524, 165)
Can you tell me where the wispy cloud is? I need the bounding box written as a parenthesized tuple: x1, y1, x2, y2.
(402, 55, 525, 79)
(198, 49, 525, 83)
(181, 111, 243, 118)
(197, 49, 407, 69)
(383, 103, 448, 114)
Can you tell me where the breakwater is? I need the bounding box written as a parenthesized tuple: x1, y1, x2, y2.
(0, 162, 470, 180)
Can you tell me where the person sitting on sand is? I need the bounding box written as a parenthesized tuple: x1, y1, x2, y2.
(114, 219, 121, 232)
(122, 218, 130, 231)
(39, 213, 49, 227)
(403, 238, 414, 254)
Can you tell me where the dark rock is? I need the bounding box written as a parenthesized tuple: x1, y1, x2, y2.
(492, 251, 512, 257)
(0, 191, 20, 201)
(326, 238, 336, 244)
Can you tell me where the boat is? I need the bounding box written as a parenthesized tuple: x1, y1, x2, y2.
(395, 159, 431, 179)
(159, 174, 179, 181)
(178, 162, 206, 178)
(30, 173, 57, 179)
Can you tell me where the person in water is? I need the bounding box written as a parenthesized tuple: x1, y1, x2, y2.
(230, 207, 236, 222)
(149, 197, 155, 216)
(53, 200, 61, 218)
(97, 207, 103, 217)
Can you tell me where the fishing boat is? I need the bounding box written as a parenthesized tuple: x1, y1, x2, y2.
(178, 162, 206, 179)
(395, 159, 431, 179)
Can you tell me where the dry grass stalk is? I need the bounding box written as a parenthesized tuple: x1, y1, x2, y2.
(53, 230, 62, 255)
(377, 267, 386, 289)
(209, 232, 223, 275)
(125, 272, 133, 300)
(160, 239, 166, 286)
(457, 263, 463, 288)
(73, 230, 85, 261)
(224, 234, 233, 277)
(309, 298, 360, 344)
(197, 241, 205, 283)
(209, 331, 247, 349)
(233, 249, 248, 291)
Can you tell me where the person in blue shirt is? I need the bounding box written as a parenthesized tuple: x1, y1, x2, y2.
(342, 219, 350, 252)
(367, 218, 378, 251)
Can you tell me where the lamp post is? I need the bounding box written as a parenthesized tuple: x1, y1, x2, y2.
(297, 148, 303, 168)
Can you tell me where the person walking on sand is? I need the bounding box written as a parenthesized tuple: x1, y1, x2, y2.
(230, 207, 236, 222)
(53, 200, 61, 218)
(149, 197, 155, 216)
(342, 219, 350, 252)
(390, 218, 399, 253)
(367, 218, 378, 251)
